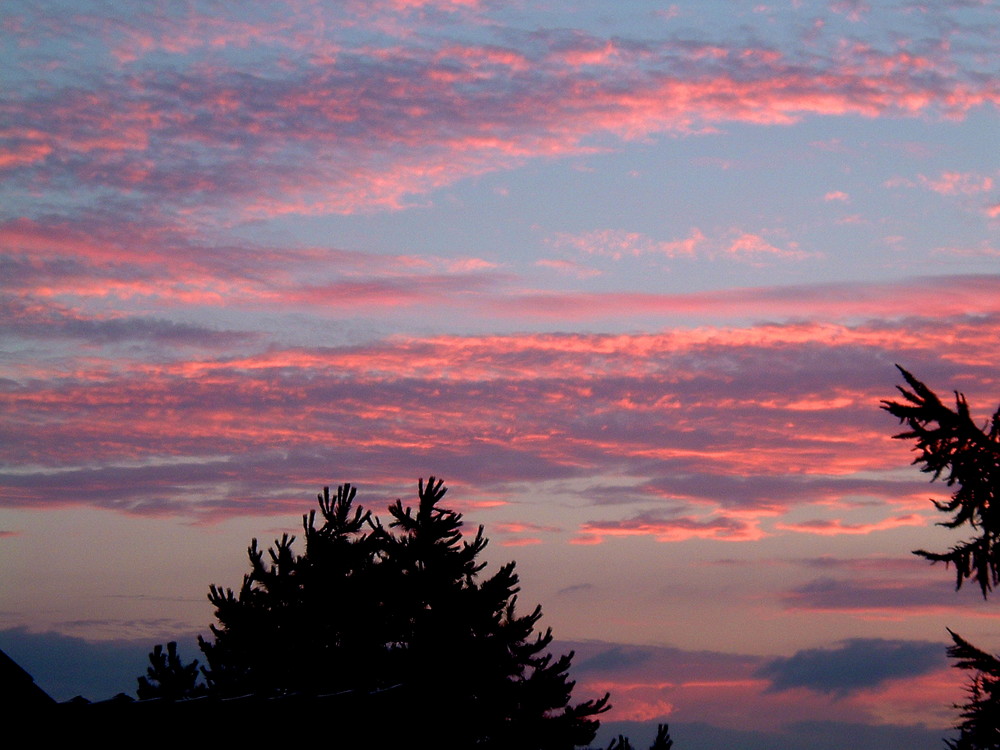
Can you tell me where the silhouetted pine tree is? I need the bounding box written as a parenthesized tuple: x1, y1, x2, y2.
(945, 630, 1000, 750)
(380, 478, 610, 748)
(136, 641, 204, 700)
(650, 724, 674, 750)
(605, 736, 634, 750)
(883, 367, 1000, 749)
(883, 367, 1000, 596)
(150, 477, 609, 748)
(197, 483, 389, 695)
(602, 724, 673, 750)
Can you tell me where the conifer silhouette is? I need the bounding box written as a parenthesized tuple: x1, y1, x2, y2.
(883, 368, 1000, 748)
(602, 724, 672, 750)
(136, 641, 204, 700)
(944, 629, 1000, 750)
(650, 723, 674, 750)
(146, 477, 609, 748)
(883, 366, 1000, 596)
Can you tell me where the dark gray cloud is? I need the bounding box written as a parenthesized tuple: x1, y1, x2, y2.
(575, 646, 653, 674)
(782, 576, 969, 612)
(0, 295, 256, 347)
(0, 627, 192, 701)
(793, 556, 927, 572)
(555, 582, 595, 596)
(755, 638, 945, 696)
(558, 640, 761, 683)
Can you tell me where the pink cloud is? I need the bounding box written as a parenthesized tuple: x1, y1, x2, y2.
(500, 537, 543, 547)
(12, 206, 998, 328)
(775, 514, 927, 536)
(548, 227, 810, 265)
(388, 0, 481, 7)
(547, 229, 706, 260)
(495, 275, 1000, 322)
(0, 362, 981, 523)
(932, 242, 1000, 258)
(829, 0, 871, 22)
(495, 522, 562, 534)
(578, 512, 766, 543)
(0, 140, 53, 168)
(919, 171, 994, 195)
(724, 232, 809, 261)
(534, 259, 603, 279)
(3, 263, 999, 522)
(0, 213, 512, 312)
(6, 12, 998, 218)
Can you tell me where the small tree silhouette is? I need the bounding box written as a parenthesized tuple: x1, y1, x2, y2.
(145, 477, 609, 748)
(603, 724, 673, 750)
(136, 641, 204, 700)
(883, 367, 1000, 748)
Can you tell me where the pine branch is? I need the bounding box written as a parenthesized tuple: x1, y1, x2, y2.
(882, 366, 1000, 597)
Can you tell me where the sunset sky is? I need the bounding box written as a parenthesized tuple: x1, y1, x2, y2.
(1, 1, 998, 746)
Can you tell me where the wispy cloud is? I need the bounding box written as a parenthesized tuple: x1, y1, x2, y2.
(5, 4, 997, 219)
(781, 576, 1000, 616)
(919, 171, 995, 196)
(547, 229, 706, 260)
(575, 511, 766, 544)
(3, 306, 996, 521)
(775, 514, 926, 536)
(494, 275, 1000, 322)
